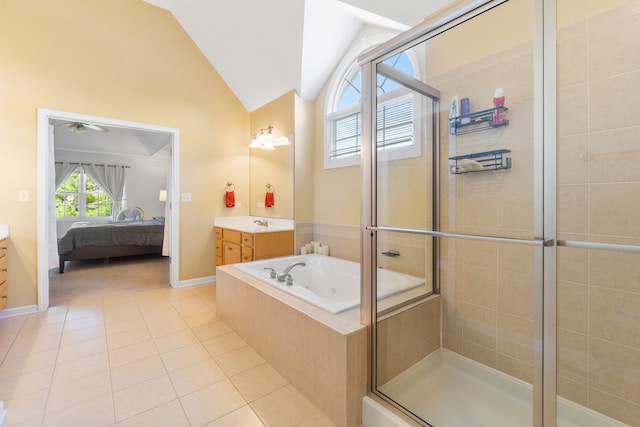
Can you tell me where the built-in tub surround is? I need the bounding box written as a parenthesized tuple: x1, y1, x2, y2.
(234, 254, 426, 314)
(216, 264, 368, 427)
(213, 215, 294, 233)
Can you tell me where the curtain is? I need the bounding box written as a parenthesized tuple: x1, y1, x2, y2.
(50, 159, 79, 268)
(83, 164, 128, 220)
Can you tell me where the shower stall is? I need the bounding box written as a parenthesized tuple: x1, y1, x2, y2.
(360, 0, 640, 426)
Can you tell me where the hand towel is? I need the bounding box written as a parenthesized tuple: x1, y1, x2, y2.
(225, 191, 235, 208)
(265, 191, 275, 207)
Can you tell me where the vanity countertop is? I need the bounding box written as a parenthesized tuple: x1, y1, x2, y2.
(0, 224, 8, 240)
(214, 216, 294, 234)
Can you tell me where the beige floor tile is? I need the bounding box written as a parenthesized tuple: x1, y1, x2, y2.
(22, 312, 67, 330)
(115, 399, 189, 427)
(191, 319, 233, 341)
(63, 315, 105, 333)
(299, 411, 338, 427)
(64, 304, 104, 322)
(3, 389, 49, 427)
(215, 346, 265, 377)
(0, 345, 9, 361)
(0, 348, 58, 379)
(113, 375, 176, 421)
(251, 385, 322, 427)
(109, 340, 158, 369)
(42, 393, 114, 427)
(14, 323, 64, 344)
(181, 311, 218, 328)
(0, 332, 18, 348)
(146, 318, 189, 339)
(0, 316, 27, 335)
(204, 405, 265, 427)
(107, 326, 152, 351)
(52, 352, 109, 385)
(105, 317, 147, 336)
(230, 363, 288, 403)
(153, 329, 200, 354)
(180, 379, 246, 426)
(0, 366, 54, 401)
(46, 371, 112, 415)
(56, 337, 108, 364)
(202, 332, 247, 357)
(160, 342, 211, 372)
(110, 355, 166, 391)
(4, 335, 61, 361)
(168, 358, 227, 396)
(60, 325, 106, 347)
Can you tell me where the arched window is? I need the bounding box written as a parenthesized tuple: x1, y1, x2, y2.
(324, 36, 422, 169)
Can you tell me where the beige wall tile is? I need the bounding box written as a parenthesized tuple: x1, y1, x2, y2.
(498, 244, 534, 275)
(497, 353, 532, 384)
(589, 13, 640, 80)
(557, 134, 588, 185)
(463, 240, 497, 269)
(590, 287, 640, 349)
(557, 376, 588, 406)
(497, 313, 533, 365)
(557, 84, 588, 136)
(463, 303, 496, 349)
(589, 388, 640, 427)
(557, 281, 588, 334)
(590, 183, 640, 237)
(557, 329, 588, 385)
(496, 53, 534, 101)
(557, 246, 588, 284)
(464, 265, 497, 309)
(590, 250, 640, 293)
(498, 271, 534, 320)
(557, 184, 588, 234)
(462, 340, 496, 368)
(590, 71, 640, 132)
(590, 128, 640, 183)
(589, 337, 640, 404)
(558, 34, 588, 88)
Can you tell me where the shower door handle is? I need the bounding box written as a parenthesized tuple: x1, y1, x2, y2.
(366, 225, 554, 248)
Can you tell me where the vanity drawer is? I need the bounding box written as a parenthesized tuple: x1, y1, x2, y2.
(241, 247, 253, 262)
(241, 233, 254, 247)
(0, 281, 6, 310)
(215, 240, 223, 257)
(214, 227, 223, 240)
(0, 255, 6, 284)
(223, 229, 242, 245)
(0, 238, 6, 258)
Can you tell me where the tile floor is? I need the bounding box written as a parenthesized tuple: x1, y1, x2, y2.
(0, 284, 341, 426)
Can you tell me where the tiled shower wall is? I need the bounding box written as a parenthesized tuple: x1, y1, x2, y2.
(436, 38, 537, 385)
(555, 2, 640, 424)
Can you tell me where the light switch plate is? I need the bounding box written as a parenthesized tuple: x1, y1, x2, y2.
(181, 193, 192, 202)
(18, 190, 29, 202)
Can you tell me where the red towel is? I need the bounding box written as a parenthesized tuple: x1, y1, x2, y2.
(225, 191, 235, 208)
(265, 192, 275, 207)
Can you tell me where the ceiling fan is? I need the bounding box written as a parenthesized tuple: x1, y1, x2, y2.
(59, 121, 109, 133)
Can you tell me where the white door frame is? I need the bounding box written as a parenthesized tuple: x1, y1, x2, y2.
(37, 108, 180, 311)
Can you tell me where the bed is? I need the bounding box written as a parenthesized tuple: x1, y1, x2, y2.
(57, 217, 165, 273)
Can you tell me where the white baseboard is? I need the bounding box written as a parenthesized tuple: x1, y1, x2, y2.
(0, 304, 39, 320)
(0, 400, 6, 427)
(177, 275, 216, 288)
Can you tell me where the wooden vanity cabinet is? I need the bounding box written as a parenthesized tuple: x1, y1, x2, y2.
(215, 227, 293, 266)
(0, 238, 7, 310)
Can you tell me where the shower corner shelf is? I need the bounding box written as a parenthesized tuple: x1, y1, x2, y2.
(449, 106, 509, 135)
(448, 149, 512, 174)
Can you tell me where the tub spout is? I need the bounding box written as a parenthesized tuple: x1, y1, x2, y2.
(276, 262, 306, 283)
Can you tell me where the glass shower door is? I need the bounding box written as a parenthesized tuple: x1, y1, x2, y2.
(555, 1, 640, 425)
(363, 1, 543, 426)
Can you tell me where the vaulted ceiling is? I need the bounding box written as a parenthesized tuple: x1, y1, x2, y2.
(142, 0, 454, 112)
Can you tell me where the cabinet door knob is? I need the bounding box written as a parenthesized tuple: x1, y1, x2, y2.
(1, 268, 6, 272)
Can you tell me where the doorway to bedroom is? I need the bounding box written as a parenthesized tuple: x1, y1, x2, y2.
(37, 109, 181, 310)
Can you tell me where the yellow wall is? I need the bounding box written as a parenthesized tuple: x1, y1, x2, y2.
(294, 95, 315, 223)
(248, 91, 295, 220)
(0, 0, 249, 308)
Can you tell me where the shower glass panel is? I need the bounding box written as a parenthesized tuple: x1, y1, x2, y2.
(371, 1, 538, 426)
(556, 1, 640, 425)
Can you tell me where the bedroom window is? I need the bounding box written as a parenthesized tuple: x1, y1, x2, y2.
(324, 46, 422, 169)
(55, 170, 115, 218)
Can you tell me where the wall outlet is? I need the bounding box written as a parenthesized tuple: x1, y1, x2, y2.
(234, 202, 241, 208)
(181, 193, 192, 202)
(258, 202, 265, 208)
(18, 190, 29, 202)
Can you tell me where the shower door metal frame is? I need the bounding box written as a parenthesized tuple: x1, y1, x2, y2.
(359, 0, 558, 425)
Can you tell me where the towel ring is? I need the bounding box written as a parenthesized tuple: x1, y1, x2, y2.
(226, 182, 235, 191)
(266, 183, 274, 192)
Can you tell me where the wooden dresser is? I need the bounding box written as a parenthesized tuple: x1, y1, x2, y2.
(215, 227, 294, 266)
(0, 237, 7, 310)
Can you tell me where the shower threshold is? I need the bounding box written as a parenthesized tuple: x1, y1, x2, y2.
(374, 349, 628, 427)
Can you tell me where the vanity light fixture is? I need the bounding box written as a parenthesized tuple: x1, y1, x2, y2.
(249, 125, 290, 150)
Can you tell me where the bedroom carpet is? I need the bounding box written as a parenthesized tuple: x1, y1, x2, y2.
(49, 254, 169, 307)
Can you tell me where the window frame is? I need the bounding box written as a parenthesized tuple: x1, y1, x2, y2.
(55, 167, 115, 220)
(324, 34, 424, 169)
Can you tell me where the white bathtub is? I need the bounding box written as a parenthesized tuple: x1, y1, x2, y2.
(233, 254, 425, 314)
